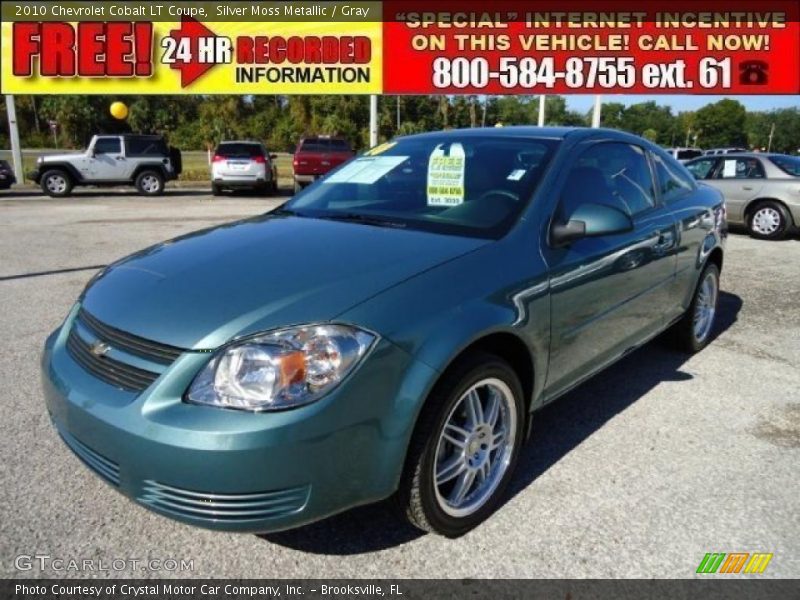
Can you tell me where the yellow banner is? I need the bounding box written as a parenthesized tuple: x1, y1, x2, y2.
(0, 19, 382, 94)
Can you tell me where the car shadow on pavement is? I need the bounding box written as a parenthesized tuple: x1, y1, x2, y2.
(261, 291, 742, 555)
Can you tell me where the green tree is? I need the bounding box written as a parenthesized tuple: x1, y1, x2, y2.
(693, 99, 748, 148)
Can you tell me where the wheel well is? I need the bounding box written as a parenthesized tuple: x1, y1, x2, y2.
(446, 332, 535, 410)
(707, 247, 723, 273)
(40, 164, 80, 183)
(744, 198, 795, 226)
(133, 165, 166, 180)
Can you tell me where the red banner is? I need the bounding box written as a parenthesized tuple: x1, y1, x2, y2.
(383, 1, 800, 94)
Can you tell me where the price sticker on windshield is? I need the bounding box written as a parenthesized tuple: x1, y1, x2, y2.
(427, 143, 465, 206)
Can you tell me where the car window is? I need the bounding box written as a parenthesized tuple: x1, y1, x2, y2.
(285, 136, 559, 239)
(560, 142, 655, 218)
(126, 137, 168, 156)
(653, 153, 696, 203)
(769, 155, 800, 176)
(216, 143, 263, 158)
(329, 139, 352, 152)
(94, 138, 121, 154)
(685, 158, 718, 180)
(715, 157, 765, 179)
(298, 139, 328, 152)
(677, 149, 703, 160)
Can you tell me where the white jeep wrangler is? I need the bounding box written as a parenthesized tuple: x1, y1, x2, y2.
(30, 134, 182, 197)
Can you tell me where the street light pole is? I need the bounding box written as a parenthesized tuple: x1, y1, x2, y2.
(538, 95, 545, 126)
(591, 95, 602, 128)
(5, 95, 24, 183)
(369, 95, 379, 147)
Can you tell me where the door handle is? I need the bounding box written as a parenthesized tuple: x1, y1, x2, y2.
(652, 231, 673, 253)
(115, 156, 125, 161)
(742, 186, 753, 190)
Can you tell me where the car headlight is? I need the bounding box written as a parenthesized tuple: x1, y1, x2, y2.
(185, 324, 376, 412)
(36, 157, 43, 164)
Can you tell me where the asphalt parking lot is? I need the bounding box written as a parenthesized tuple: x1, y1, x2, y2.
(0, 189, 798, 579)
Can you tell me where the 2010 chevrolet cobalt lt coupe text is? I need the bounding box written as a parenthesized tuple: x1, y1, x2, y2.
(42, 127, 726, 537)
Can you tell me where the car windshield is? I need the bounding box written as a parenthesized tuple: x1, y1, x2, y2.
(216, 143, 262, 158)
(283, 136, 560, 238)
(769, 155, 800, 176)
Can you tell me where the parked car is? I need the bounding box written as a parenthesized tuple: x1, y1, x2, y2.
(293, 135, 354, 192)
(0, 159, 16, 189)
(664, 147, 704, 163)
(42, 127, 725, 537)
(29, 134, 181, 197)
(684, 153, 800, 240)
(703, 147, 748, 156)
(211, 141, 278, 196)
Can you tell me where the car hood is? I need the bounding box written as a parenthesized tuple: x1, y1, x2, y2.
(81, 214, 488, 349)
(40, 151, 85, 163)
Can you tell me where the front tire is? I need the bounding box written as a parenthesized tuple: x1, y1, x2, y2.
(397, 353, 525, 537)
(41, 169, 73, 197)
(747, 200, 792, 240)
(135, 170, 164, 196)
(671, 263, 720, 353)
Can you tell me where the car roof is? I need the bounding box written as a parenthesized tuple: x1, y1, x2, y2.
(398, 126, 652, 144)
(217, 140, 264, 145)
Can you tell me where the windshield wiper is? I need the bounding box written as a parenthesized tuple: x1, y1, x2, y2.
(316, 212, 407, 229)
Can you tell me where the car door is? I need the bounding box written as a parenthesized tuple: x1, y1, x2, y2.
(709, 156, 766, 223)
(542, 140, 678, 399)
(88, 137, 124, 180)
(651, 150, 717, 323)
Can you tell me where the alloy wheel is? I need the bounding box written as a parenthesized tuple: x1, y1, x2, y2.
(46, 175, 67, 194)
(433, 378, 517, 518)
(693, 271, 718, 343)
(141, 175, 161, 193)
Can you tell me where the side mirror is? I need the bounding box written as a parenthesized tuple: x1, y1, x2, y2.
(269, 153, 278, 160)
(551, 202, 633, 247)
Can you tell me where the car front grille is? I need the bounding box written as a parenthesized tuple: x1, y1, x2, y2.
(138, 481, 310, 523)
(65, 308, 187, 393)
(76, 308, 182, 365)
(66, 328, 164, 394)
(58, 429, 120, 486)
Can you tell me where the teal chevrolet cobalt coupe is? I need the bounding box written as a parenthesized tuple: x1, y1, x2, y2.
(42, 127, 725, 537)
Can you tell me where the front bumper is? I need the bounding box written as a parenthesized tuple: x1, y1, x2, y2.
(41, 311, 437, 533)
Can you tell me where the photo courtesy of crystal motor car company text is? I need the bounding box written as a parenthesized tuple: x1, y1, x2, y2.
(0, 0, 799, 591)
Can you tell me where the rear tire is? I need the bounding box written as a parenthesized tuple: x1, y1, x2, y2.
(211, 183, 222, 196)
(671, 263, 720, 353)
(396, 352, 525, 537)
(135, 170, 164, 196)
(747, 200, 792, 240)
(41, 169, 73, 197)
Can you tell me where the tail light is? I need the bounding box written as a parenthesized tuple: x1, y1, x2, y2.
(212, 154, 225, 163)
(253, 155, 266, 164)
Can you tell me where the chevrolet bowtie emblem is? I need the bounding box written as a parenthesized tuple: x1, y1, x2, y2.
(89, 341, 111, 358)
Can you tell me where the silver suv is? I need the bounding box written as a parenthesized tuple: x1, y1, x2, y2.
(211, 141, 278, 195)
(30, 134, 181, 197)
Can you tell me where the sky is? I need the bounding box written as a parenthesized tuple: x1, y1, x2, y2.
(563, 95, 799, 113)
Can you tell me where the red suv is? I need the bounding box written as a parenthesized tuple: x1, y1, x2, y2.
(293, 136, 354, 192)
